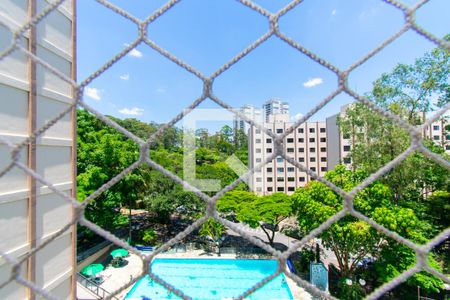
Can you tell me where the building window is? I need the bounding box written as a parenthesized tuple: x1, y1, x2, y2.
(256, 158, 261, 163)
(309, 128, 315, 133)
(310, 147, 316, 153)
(446, 135, 450, 140)
(267, 187, 273, 192)
(287, 148, 294, 153)
(446, 145, 450, 150)
(288, 187, 295, 192)
(299, 177, 305, 182)
(277, 177, 284, 182)
(320, 147, 326, 152)
(266, 138, 272, 143)
(266, 148, 272, 153)
(256, 168, 261, 173)
(433, 125, 440, 130)
(321, 167, 327, 172)
(298, 138, 304, 143)
(288, 177, 295, 182)
(320, 137, 326, 143)
(310, 167, 316, 172)
(287, 167, 295, 172)
(256, 139, 261, 143)
(256, 148, 261, 153)
(256, 129, 261, 134)
(256, 177, 262, 182)
(287, 138, 294, 143)
(310, 157, 316, 162)
(299, 157, 305, 162)
(277, 157, 283, 163)
(256, 187, 262, 192)
(433, 135, 440, 140)
(267, 167, 273, 172)
(320, 128, 326, 133)
(298, 128, 304, 133)
(276, 128, 283, 134)
(267, 177, 273, 182)
(298, 148, 304, 153)
(343, 145, 351, 152)
(309, 138, 315, 143)
(343, 157, 351, 164)
(321, 157, 327, 162)
(277, 167, 284, 173)
(277, 187, 285, 192)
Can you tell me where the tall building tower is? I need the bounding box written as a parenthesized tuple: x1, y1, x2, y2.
(233, 104, 263, 134)
(248, 114, 328, 195)
(262, 98, 289, 122)
(0, 1, 76, 299)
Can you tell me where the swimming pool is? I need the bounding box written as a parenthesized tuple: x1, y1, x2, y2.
(124, 258, 293, 300)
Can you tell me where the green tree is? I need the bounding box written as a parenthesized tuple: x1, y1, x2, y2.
(292, 176, 380, 277)
(338, 38, 449, 203)
(218, 191, 291, 246)
(292, 165, 444, 296)
(199, 219, 226, 254)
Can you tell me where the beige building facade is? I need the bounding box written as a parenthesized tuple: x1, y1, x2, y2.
(249, 114, 327, 195)
(0, 1, 76, 299)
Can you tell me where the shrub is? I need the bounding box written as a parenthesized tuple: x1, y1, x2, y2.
(142, 228, 157, 245)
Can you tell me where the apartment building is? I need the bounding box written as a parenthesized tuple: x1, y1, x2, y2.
(233, 104, 263, 134)
(0, 1, 76, 299)
(249, 114, 327, 195)
(326, 105, 352, 170)
(262, 98, 289, 122)
(423, 118, 450, 152)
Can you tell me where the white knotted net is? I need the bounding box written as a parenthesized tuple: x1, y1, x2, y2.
(0, 0, 449, 299)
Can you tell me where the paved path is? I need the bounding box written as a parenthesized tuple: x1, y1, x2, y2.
(76, 283, 100, 300)
(226, 224, 339, 267)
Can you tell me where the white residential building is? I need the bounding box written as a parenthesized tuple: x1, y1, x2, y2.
(0, 1, 76, 299)
(233, 104, 263, 134)
(423, 117, 450, 153)
(249, 114, 327, 195)
(262, 98, 289, 122)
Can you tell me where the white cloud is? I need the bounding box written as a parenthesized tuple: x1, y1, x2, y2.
(124, 43, 143, 58)
(303, 77, 323, 88)
(129, 48, 143, 58)
(120, 73, 130, 80)
(84, 87, 101, 101)
(291, 113, 304, 122)
(156, 87, 166, 94)
(119, 107, 144, 116)
(331, 9, 337, 16)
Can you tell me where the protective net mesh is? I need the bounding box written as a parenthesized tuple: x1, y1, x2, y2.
(0, 0, 449, 299)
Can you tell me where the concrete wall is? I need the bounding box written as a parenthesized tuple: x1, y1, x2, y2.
(76, 244, 113, 272)
(326, 114, 340, 170)
(0, 1, 75, 299)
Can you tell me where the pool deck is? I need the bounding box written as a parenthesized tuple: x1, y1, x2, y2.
(90, 250, 312, 300)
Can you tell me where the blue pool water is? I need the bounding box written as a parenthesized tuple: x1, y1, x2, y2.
(124, 258, 293, 300)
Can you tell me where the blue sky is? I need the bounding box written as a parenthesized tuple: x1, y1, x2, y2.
(77, 0, 449, 128)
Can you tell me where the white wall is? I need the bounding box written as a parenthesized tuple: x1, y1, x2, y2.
(0, 0, 75, 299)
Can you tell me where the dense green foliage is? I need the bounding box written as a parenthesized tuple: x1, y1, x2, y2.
(292, 166, 444, 296)
(332, 40, 449, 298)
(77, 110, 248, 234)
